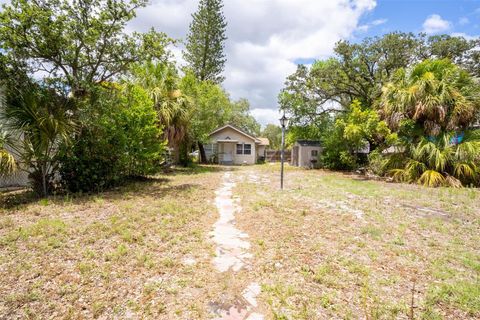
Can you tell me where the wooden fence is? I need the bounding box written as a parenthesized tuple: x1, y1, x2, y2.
(266, 150, 291, 162)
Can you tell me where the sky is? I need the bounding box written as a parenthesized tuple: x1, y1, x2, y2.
(2, 0, 480, 126)
(128, 0, 480, 126)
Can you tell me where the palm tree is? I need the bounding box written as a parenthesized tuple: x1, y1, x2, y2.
(2, 86, 74, 196)
(387, 131, 480, 187)
(380, 59, 480, 136)
(0, 129, 16, 175)
(131, 62, 192, 154)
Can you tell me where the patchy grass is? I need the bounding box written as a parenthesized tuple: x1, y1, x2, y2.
(1, 163, 479, 319)
(0, 165, 227, 319)
(236, 164, 480, 319)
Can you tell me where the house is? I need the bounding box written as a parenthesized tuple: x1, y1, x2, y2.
(206, 125, 269, 165)
(291, 140, 322, 168)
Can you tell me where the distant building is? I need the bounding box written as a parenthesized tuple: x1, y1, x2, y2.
(206, 125, 269, 165)
(291, 140, 322, 168)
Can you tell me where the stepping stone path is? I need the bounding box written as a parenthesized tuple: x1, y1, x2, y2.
(209, 171, 264, 320)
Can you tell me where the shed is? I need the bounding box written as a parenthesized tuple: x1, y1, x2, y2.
(291, 140, 322, 168)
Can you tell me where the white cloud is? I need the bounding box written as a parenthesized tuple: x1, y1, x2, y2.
(250, 108, 283, 127)
(356, 18, 387, 33)
(371, 18, 388, 26)
(422, 14, 451, 34)
(450, 32, 479, 41)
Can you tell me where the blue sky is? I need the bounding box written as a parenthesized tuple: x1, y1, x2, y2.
(361, 0, 480, 38)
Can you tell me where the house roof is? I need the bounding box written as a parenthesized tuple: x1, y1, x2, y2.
(296, 140, 321, 147)
(209, 124, 270, 146)
(209, 124, 258, 142)
(257, 137, 270, 146)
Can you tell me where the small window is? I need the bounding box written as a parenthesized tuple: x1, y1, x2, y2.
(236, 144, 243, 155)
(244, 144, 252, 155)
(311, 150, 319, 157)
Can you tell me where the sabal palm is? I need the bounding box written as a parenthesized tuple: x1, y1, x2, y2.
(380, 59, 479, 136)
(132, 62, 191, 146)
(2, 87, 74, 196)
(388, 132, 480, 187)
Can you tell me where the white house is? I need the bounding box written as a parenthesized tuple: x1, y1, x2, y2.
(206, 125, 269, 165)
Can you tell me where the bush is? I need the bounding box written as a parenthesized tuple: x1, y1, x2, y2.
(384, 131, 480, 187)
(59, 84, 166, 193)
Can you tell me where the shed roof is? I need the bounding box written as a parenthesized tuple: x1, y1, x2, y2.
(296, 140, 321, 147)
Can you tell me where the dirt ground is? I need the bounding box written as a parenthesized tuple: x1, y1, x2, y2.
(0, 164, 478, 319)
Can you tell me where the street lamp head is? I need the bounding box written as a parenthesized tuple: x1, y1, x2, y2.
(279, 114, 288, 128)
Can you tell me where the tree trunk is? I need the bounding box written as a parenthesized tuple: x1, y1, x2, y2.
(42, 164, 47, 197)
(198, 142, 207, 164)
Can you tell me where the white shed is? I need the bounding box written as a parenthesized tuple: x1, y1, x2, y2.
(291, 140, 322, 168)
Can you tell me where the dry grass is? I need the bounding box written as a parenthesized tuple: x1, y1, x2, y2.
(0, 166, 230, 319)
(0, 164, 478, 319)
(236, 164, 480, 320)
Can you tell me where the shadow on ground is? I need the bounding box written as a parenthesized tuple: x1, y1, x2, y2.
(0, 165, 226, 209)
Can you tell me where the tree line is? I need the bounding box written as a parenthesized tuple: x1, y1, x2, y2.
(0, 0, 259, 196)
(280, 32, 480, 187)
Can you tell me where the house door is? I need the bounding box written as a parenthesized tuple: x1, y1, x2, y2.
(223, 143, 234, 162)
(292, 146, 299, 166)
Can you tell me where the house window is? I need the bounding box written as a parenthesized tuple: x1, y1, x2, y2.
(244, 144, 252, 155)
(311, 150, 318, 157)
(236, 144, 243, 154)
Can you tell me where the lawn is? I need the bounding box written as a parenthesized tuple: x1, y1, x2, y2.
(0, 164, 479, 319)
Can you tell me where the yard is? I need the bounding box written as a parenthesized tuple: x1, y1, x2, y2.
(0, 164, 479, 319)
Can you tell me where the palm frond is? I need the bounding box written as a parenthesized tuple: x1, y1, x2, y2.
(388, 168, 409, 182)
(417, 170, 446, 187)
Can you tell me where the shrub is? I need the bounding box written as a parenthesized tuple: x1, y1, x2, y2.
(59, 84, 166, 193)
(384, 131, 480, 187)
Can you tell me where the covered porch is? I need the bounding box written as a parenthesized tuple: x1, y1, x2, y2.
(216, 139, 238, 165)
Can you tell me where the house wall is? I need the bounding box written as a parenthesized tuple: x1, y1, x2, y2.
(0, 89, 29, 188)
(257, 145, 266, 159)
(297, 144, 322, 168)
(0, 143, 29, 187)
(209, 127, 257, 165)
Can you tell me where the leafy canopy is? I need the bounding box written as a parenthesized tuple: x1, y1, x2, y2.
(0, 0, 171, 96)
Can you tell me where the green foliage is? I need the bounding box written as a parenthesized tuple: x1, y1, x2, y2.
(59, 85, 165, 193)
(229, 99, 261, 136)
(384, 131, 480, 187)
(180, 72, 231, 143)
(0, 0, 170, 96)
(1, 85, 75, 196)
(183, 0, 227, 83)
(0, 128, 16, 176)
(380, 59, 480, 136)
(131, 62, 191, 147)
(321, 100, 393, 170)
(261, 124, 282, 149)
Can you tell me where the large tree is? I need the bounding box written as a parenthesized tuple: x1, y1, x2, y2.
(183, 0, 227, 84)
(261, 124, 282, 150)
(280, 33, 479, 128)
(0, 0, 170, 97)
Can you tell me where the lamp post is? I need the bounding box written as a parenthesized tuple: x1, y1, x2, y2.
(279, 113, 288, 190)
